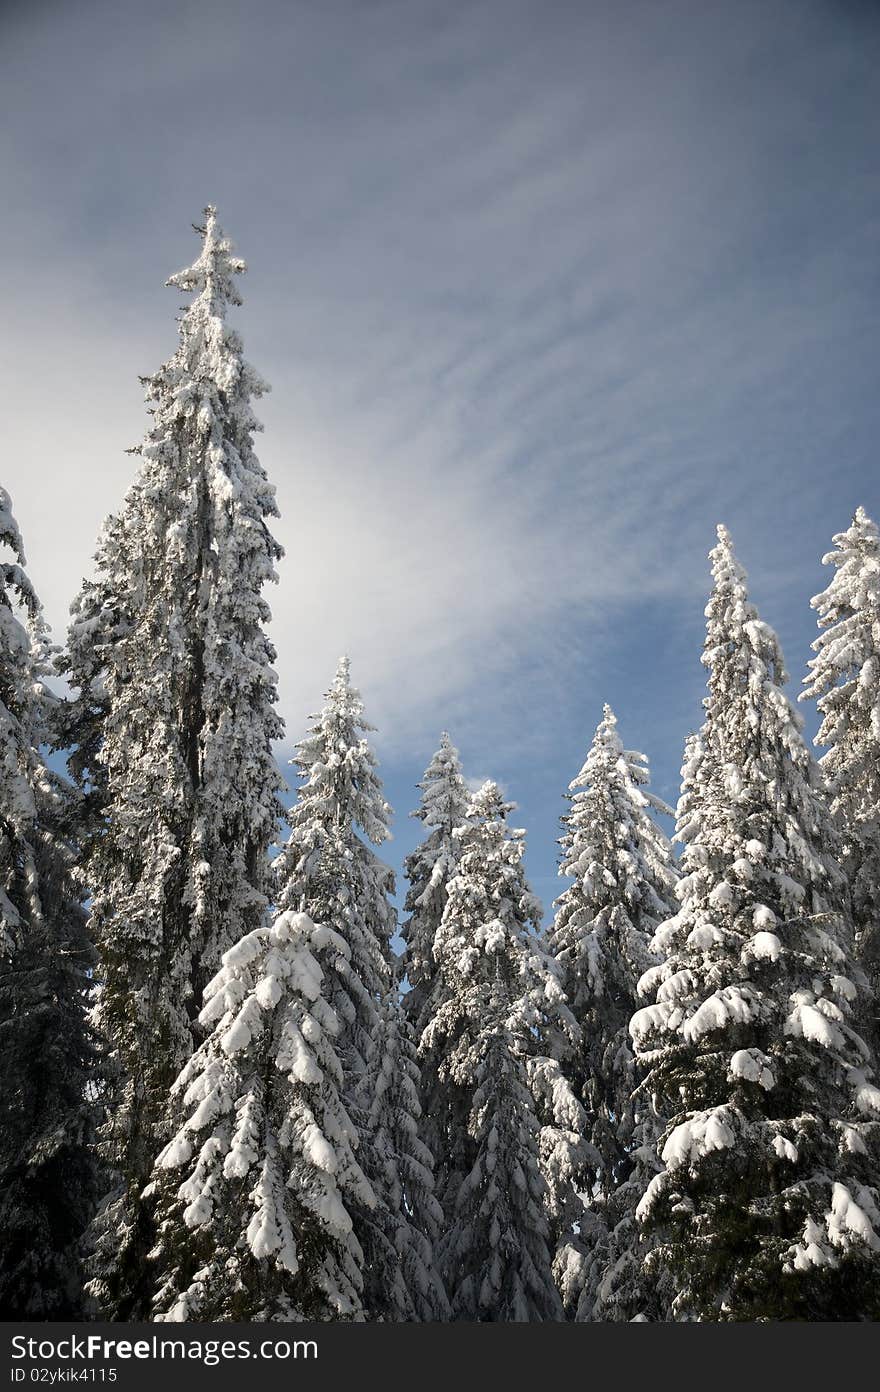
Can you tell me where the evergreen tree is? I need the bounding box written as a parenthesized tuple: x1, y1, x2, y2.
(55, 511, 130, 835)
(148, 909, 376, 1321)
(631, 526, 880, 1321)
(546, 704, 678, 1321)
(402, 732, 469, 1034)
(402, 733, 469, 1160)
(64, 208, 286, 1318)
(422, 780, 577, 1320)
(274, 657, 394, 1078)
(802, 508, 880, 1020)
(0, 487, 100, 1317)
(449, 1023, 559, 1321)
(354, 996, 449, 1321)
(275, 658, 446, 1320)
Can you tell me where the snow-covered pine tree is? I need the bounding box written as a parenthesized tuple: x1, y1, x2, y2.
(631, 525, 880, 1321)
(546, 704, 678, 1321)
(802, 508, 880, 1027)
(354, 994, 450, 1321)
(0, 487, 100, 1318)
(147, 908, 376, 1321)
(449, 1019, 560, 1322)
(422, 779, 578, 1320)
(402, 732, 470, 1164)
(63, 208, 287, 1319)
(402, 733, 469, 1034)
(274, 658, 393, 1072)
(55, 511, 130, 838)
(275, 658, 446, 1320)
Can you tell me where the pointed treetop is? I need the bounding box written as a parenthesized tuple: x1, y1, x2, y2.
(818, 505, 878, 567)
(466, 779, 513, 823)
(566, 704, 672, 823)
(586, 704, 634, 772)
(166, 204, 246, 311)
(707, 522, 748, 594)
(815, 505, 879, 575)
(332, 653, 352, 690)
(315, 653, 377, 734)
(430, 731, 462, 769)
(706, 524, 747, 621)
(411, 732, 468, 829)
(290, 657, 391, 846)
(703, 524, 788, 688)
(570, 708, 621, 791)
(709, 522, 743, 569)
(805, 505, 880, 659)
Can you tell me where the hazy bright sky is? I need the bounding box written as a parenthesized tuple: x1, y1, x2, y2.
(2, 0, 879, 914)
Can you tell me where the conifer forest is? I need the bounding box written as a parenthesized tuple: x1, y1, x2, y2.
(1, 208, 879, 1324)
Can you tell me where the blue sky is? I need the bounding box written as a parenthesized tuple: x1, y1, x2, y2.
(2, 0, 879, 917)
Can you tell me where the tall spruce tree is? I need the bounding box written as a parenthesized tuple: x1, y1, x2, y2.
(422, 780, 577, 1320)
(274, 659, 447, 1320)
(631, 526, 880, 1321)
(546, 704, 678, 1321)
(0, 487, 99, 1317)
(402, 733, 469, 1161)
(402, 732, 469, 1034)
(55, 511, 129, 834)
(355, 993, 449, 1321)
(64, 208, 286, 1318)
(802, 507, 880, 1021)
